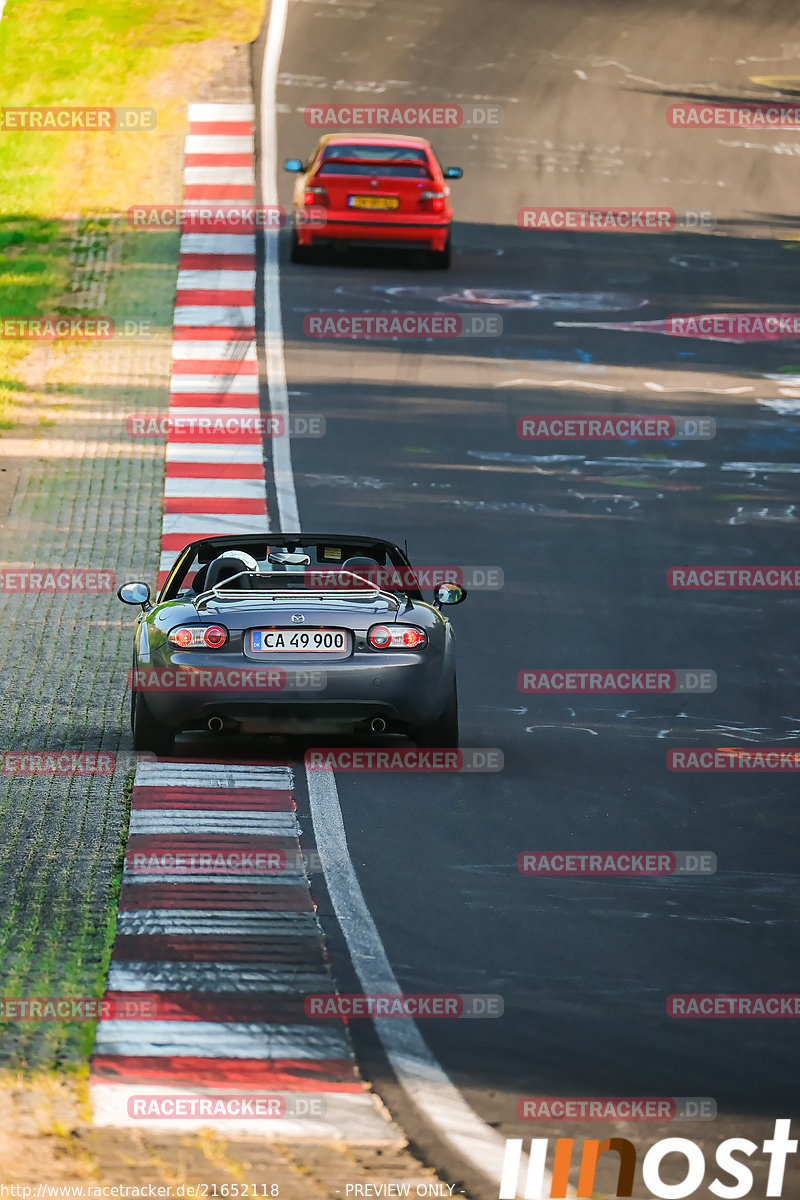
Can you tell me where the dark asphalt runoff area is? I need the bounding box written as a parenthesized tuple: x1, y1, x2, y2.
(253, 1, 800, 1194)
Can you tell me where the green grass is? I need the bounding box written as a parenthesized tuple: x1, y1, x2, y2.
(0, 0, 264, 1068)
(0, 0, 264, 426)
(0, 0, 264, 216)
(0, 217, 71, 423)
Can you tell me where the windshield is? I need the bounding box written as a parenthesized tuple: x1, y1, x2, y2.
(163, 539, 424, 601)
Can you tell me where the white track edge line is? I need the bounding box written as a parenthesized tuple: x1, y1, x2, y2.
(259, 0, 299, 533)
(306, 765, 563, 1196)
(257, 3, 564, 1192)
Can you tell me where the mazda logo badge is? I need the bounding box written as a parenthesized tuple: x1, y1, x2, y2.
(291, 614, 305, 623)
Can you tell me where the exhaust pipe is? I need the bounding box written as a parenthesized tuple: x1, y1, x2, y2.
(370, 716, 387, 734)
(207, 715, 225, 733)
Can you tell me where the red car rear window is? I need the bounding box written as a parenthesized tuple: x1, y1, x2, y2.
(318, 161, 431, 178)
(320, 143, 428, 163)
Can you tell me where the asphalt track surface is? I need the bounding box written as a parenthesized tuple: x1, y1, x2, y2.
(226, 2, 800, 1195)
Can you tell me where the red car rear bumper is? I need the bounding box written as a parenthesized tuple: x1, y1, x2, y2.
(295, 209, 451, 251)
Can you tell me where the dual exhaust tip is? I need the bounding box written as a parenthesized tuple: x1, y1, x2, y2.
(206, 714, 387, 734)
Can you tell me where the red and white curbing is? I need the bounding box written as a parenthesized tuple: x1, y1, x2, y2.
(160, 102, 265, 592)
(93, 103, 401, 1143)
(91, 760, 399, 1139)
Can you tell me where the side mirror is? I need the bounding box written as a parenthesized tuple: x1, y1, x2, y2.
(284, 158, 304, 173)
(434, 583, 467, 607)
(117, 581, 151, 608)
(444, 167, 463, 180)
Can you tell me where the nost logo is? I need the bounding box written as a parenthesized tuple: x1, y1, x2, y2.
(499, 1119, 797, 1198)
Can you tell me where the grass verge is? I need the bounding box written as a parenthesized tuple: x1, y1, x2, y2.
(0, 0, 264, 427)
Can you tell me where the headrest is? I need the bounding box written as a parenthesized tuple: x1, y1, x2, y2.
(204, 551, 259, 591)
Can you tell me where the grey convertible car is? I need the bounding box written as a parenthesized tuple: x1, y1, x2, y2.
(118, 533, 466, 754)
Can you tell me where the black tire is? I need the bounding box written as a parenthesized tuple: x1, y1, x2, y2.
(428, 235, 451, 270)
(415, 679, 459, 747)
(290, 229, 313, 264)
(132, 690, 175, 756)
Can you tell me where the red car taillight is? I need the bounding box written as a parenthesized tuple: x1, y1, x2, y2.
(368, 625, 427, 649)
(168, 624, 229, 649)
(304, 185, 329, 207)
(420, 190, 446, 213)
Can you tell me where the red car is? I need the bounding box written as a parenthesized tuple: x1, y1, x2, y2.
(284, 134, 462, 268)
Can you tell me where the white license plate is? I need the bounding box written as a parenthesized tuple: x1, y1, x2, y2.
(251, 629, 348, 654)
